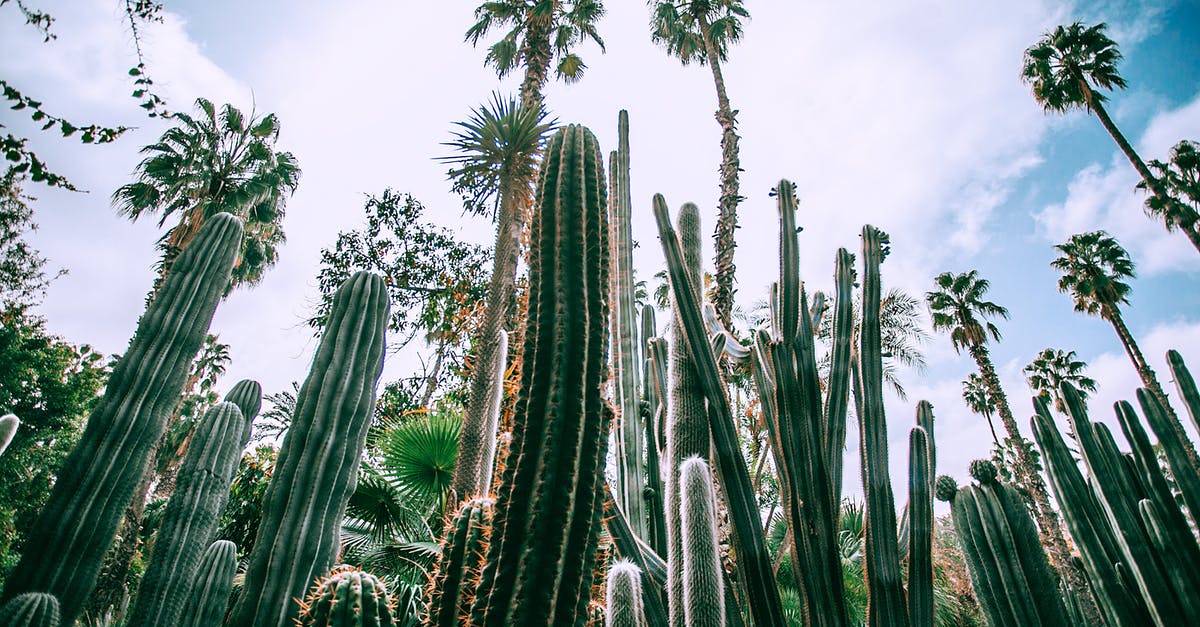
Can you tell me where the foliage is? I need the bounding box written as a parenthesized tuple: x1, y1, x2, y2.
(465, 0, 606, 85)
(1020, 21, 1125, 114)
(1051, 230, 1133, 315)
(309, 190, 487, 351)
(648, 0, 749, 66)
(216, 446, 277, 561)
(0, 309, 108, 577)
(926, 270, 1007, 353)
(113, 97, 301, 291)
(253, 381, 298, 446)
(1023, 348, 1096, 414)
(1141, 139, 1200, 235)
(0, 173, 53, 308)
(378, 411, 461, 512)
(817, 286, 930, 400)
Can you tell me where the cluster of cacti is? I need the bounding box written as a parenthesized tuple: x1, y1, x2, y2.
(231, 271, 388, 627)
(178, 540, 239, 627)
(0, 213, 243, 624)
(464, 124, 614, 625)
(126, 399, 250, 626)
(426, 497, 493, 627)
(297, 565, 396, 627)
(937, 460, 1069, 626)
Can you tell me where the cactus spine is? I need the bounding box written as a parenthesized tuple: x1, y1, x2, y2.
(606, 560, 646, 627)
(299, 565, 396, 627)
(427, 497, 493, 627)
(468, 124, 613, 626)
(0, 592, 60, 627)
(230, 271, 388, 627)
(178, 540, 238, 627)
(678, 457, 724, 627)
(0, 413, 17, 458)
(223, 379, 263, 446)
(0, 213, 242, 623)
(662, 201, 709, 627)
(127, 401, 246, 626)
(610, 110, 647, 540)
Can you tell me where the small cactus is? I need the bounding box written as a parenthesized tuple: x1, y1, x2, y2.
(298, 565, 395, 627)
(969, 459, 998, 485)
(606, 559, 646, 627)
(178, 540, 238, 627)
(679, 457, 724, 627)
(0, 592, 60, 627)
(223, 379, 263, 446)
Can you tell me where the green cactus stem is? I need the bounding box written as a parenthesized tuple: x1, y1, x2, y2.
(428, 497, 493, 627)
(606, 560, 646, 627)
(603, 482, 669, 627)
(1168, 350, 1200, 434)
(907, 427, 933, 627)
(1137, 388, 1200, 533)
(679, 457, 724, 627)
(223, 379, 263, 446)
(127, 401, 246, 626)
(0, 592, 60, 627)
(178, 540, 238, 627)
(0, 213, 242, 623)
(468, 124, 613, 627)
(298, 565, 395, 627)
(641, 306, 668, 559)
(230, 271, 388, 627)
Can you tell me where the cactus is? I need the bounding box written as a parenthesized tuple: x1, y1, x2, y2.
(1168, 350, 1200, 433)
(223, 379, 263, 446)
(948, 466, 1069, 627)
(654, 193, 787, 627)
(467, 124, 613, 626)
(298, 565, 396, 627)
(127, 401, 246, 626)
(0, 592, 60, 627)
(606, 560, 646, 627)
(178, 540, 238, 627)
(230, 271, 388, 627)
(0, 213, 242, 623)
(1137, 387, 1200, 531)
(427, 497, 493, 627)
(0, 413, 17, 458)
(475, 330, 507, 495)
(906, 427, 933, 627)
(678, 457, 724, 627)
(640, 306, 668, 559)
(610, 110, 647, 540)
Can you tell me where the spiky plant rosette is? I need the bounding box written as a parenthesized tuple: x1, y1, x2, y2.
(297, 565, 395, 627)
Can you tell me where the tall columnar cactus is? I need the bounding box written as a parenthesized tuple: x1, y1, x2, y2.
(938, 462, 1069, 627)
(230, 271, 388, 627)
(298, 565, 396, 627)
(678, 457, 724, 627)
(906, 427, 933, 627)
(1137, 387, 1200, 530)
(223, 379, 263, 446)
(475, 330, 507, 494)
(640, 305, 668, 558)
(427, 497, 494, 627)
(606, 560, 646, 627)
(0, 592, 60, 627)
(0, 213, 242, 623)
(610, 110, 647, 539)
(178, 540, 238, 627)
(467, 124, 613, 626)
(654, 194, 786, 627)
(662, 201, 710, 627)
(0, 413, 18, 458)
(127, 401, 246, 626)
(1168, 350, 1200, 432)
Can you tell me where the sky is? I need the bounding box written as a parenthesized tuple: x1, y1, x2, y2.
(2, 0, 1199, 508)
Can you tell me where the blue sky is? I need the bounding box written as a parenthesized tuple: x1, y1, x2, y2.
(2, 0, 1198, 504)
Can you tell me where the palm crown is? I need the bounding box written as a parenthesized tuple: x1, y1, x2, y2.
(466, 0, 606, 84)
(1141, 139, 1200, 232)
(112, 98, 300, 290)
(1051, 230, 1134, 316)
(1021, 21, 1126, 113)
(648, 0, 748, 65)
(961, 373, 993, 416)
(926, 270, 1009, 353)
(1023, 348, 1097, 413)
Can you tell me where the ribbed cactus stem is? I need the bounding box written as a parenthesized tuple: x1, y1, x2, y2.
(1168, 349, 1200, 434)
(223, 379, 263, 447)
(0, 414, 17, 458)
(474, 329, 507, 495)
(178, 540, 238, 627)
(468, 125, 613, 626)
(127, 401, 246, 627)
(907, 427, 933, 627)
(606, 560, 646, 627)
(0, 213, 242, 623)
(428, 497, 493, 627)
(664, 201, 709, 627)
(641, 305, 668, 559)
(230, 271, 388, 627)
(298, 565, 395, 627)
(679, 457, 724, 627)
(0, 592, 60, 627)
(1137, 387, 1200, 532)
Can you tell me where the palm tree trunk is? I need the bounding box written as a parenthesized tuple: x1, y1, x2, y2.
(419, 336, 448, 411)
(451, 173, 523, 499)
(969, 343, 1099, 620)
(698, 14, 742, 329)
(1106, 307, 1200, 471)
(518, 11, 554, 112)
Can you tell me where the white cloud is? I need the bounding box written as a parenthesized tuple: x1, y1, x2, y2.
(1035, 91, 1200, 275)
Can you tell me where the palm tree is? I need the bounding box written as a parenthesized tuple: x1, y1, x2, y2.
(926, 270, 1080, 591)
(649, 0, 749, 328)
(440, 95, 553, 499)
(465, 0, 606, 111)
(1023, 348, 1097, 414)
(1140, 139, 1200, 251)
(1021, 22, 1195, 251)
(113, 98, 300, 293)
(1051, 230, 1200, 471)
(817, 287, 930, 400)
(962, 373, 1001, 448)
